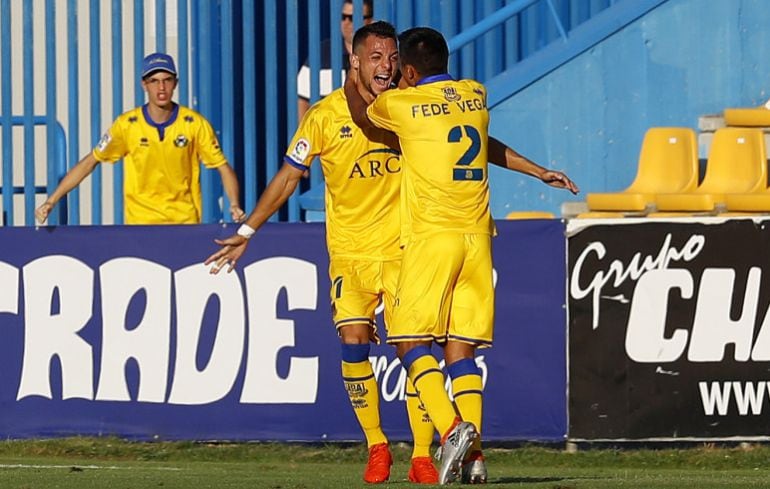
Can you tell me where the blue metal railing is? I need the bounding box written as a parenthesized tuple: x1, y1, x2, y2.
(0, 117, 68, 226)
(221, 0, 236, 222)
(22, 0, 34, 224)
(242, 2, 258, 215)
(485, 0, 669, 108)
(65, 0, 80, 225)
(45, 0, 57, 225)
(1, 0, 627, 227)
(111, 0, 124, 224)
(89, 0, 102, 224)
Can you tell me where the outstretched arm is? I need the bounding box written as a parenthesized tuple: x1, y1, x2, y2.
(488, 137, 579, 194)
(35, 152, 101, 224)
(205, 161, 305, 274)
(216, 163, 246, 222)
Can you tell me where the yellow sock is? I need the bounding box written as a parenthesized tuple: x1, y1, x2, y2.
(342, 360, 387, 447)
(405, 377, 434, 458)
(402, 347, 457, 438)
(449, 359, 483, 452)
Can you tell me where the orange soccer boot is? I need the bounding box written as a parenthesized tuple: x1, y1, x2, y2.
(408, 456, 439, 484)
(363, 443, 392, 484)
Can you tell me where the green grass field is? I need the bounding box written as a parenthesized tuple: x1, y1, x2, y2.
(2, 438, 769, 488)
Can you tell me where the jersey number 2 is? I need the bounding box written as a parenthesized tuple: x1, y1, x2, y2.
(448, 125, 483, 181)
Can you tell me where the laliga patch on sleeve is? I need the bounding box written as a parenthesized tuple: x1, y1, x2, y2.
(290, 138, 310, 163)
(97, 132, 112, 152)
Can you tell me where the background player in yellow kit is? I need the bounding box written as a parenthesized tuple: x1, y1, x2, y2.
(345, 27, 578, 484)
(36, 52, 244, 225)
(205, 22, 439, 485)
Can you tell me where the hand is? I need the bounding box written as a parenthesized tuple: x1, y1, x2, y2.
(230, 205, 246, 223)
(204, 234, 249, 274)
(541, 171, 580, 195)
(35, 201, 54, 224)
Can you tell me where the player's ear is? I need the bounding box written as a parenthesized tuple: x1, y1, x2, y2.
(403, 65, 417, 84)
(350, 53, 360, 70)
(397, 70, 409, 89)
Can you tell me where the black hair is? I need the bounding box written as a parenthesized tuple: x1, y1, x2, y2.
(398, 27, 448, 76)
(352, 21, 397, 53)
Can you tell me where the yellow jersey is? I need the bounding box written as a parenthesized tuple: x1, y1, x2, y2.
(93, 104, 227, 224)
(285, 88, 402, 260)
(366, 75, 494, 240)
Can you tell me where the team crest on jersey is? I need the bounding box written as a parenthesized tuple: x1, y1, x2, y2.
(97, 132, 112, 151)
(339, 125, 352, 139)
(290, 138, 310, 162)
(139, 137, 149, 147)
(443, 87, 461, 102)
(174, 135, 189, 148)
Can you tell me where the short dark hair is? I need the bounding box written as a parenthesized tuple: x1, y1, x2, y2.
(398, 27, 448, 76)
(352, 21, 397, 53)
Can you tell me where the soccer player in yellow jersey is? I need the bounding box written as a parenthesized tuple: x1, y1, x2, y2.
(205, 22, 439, 485)
(345, 27, 578, 484)
(35, 52, 244, 225)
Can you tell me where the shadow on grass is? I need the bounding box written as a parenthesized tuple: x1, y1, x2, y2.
(492, 475, 605, 485)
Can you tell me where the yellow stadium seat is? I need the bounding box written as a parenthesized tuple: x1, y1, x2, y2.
(724, 189, 770, 213)
(723, 107, 770, 127)
(719, 211, 770, 217)
(575, 211, 626, 219)
(656, 127, 767, 213)
(646, 211, 698, 218)
(585, 127, 698, 213)
(505, 211, 555, 219)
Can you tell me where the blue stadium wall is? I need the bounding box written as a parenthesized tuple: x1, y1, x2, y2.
(487, 0, 770, 217)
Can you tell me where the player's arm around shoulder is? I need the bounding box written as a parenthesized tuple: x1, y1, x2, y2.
(343, 70, 376, 130)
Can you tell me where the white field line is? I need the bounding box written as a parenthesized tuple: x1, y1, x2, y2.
(0, 463, 182, 471)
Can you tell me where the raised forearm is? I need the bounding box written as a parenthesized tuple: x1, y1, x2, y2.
(488, 136, 545, 178)
(45, 152, 100, 206)
(488, 136, 579, 194)
(218, 163, 241, 208)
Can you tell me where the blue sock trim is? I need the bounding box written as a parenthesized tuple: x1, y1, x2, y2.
(341, 343, 370, 363)
(413, 368, 443, 385)
(446, 358, 480, 379)
(400, 345, 433, 371)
